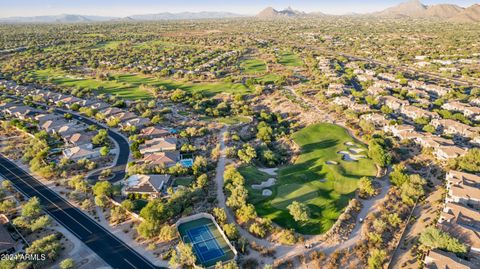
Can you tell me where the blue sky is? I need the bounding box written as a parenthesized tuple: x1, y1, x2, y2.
(0, 0, 478, 18)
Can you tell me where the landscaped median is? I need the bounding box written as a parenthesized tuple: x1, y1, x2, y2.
(239, 123, 377, 235)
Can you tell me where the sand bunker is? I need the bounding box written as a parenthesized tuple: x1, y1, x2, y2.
(349, 148, 365, 154)
(338, 151, 366, 162)
(345, 142, 356, 147)
(326, 160, 338, 165)
(262, 189, 273, 196)
(319, 179, 327, 183)
(258, 168, 278, 176)
(252, 178, 276, 190)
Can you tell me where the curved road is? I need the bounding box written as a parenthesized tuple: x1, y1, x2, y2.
(7, 95, 131, 183)
(0, 155, 161, 269)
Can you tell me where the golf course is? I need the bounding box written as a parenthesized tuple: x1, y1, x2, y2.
(240, 123, 377, 235)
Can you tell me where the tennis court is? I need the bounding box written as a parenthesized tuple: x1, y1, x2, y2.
(177, 216, 236, 268)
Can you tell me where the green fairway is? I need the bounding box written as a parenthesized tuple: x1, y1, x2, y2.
(112, 74, 252, 97)
(239, 123, 377, 235)
(31, 69, 153, 100)
(31, 69, 252, 99)
(255, 73, 282, 84)
(240, 59, 267, 74)
(278, 51, 303, 67)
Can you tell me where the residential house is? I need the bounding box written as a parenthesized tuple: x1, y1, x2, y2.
(101, 107, 123, 118)
(415, 135, 454, 149)
(400, 105, 438, 120)
(57, 96, 82, 108)
(325, 83, 347, 97)
(374, 80, 400, 90)
(438, 202, 480, 253)
(349, 103, 370, 113)
(378, 96, 408, 112)
(139, 126, 171, 139)
(64, 132, 96, 148)
(89, 102, 110, 111)
(424, 249, 475, 269)
(123, 174, 171, 198)
(434, 145, 467, 160)
(377, 73, 397, 82)
(56, 124, 87, 137)
(41, 119, 72, 134)
(446, 171, 480, 209)
(385, 124, 423, 140)
(3, 106, 39, 120)
(430, 119, 478, 138)
(63, 145, 101, 161)
(360, 113, 389, 128)
(366, 86, 385, 96)
(119, 117, 151, 129)
(424, 84, 449, 97)
(142, 151, 180, 167)
(332, 96, 355, 107)
(35, 114, 63, 125)
(107, 111, 136, 123)
(139, 137, 177, 155)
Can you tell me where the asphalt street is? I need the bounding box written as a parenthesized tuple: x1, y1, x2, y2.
(0, 155, 161, 269)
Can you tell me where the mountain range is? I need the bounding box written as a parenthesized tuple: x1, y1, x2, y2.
(0, 1, 479, 23)
(373, 0, 480, 22)
(256, 1, 480, 22)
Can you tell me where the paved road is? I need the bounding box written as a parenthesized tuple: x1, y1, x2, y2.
(0, 155, 161, 269)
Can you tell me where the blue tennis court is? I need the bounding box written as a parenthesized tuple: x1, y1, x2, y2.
(177, 216, 236, 267)
(186, 225, 224, 264)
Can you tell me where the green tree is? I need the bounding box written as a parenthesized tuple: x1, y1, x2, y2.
(287, 201, 309, 223)
(59, 258, 75, 269)
(21, 197, 41, 218)
(92, 181, 113, 197)
(100, 146, 110, 156)
(368, 249, 386, 269)
(419, 227, 467, 255)
(237, 144, 257, 164)
(213, 207, 227, 225)
(358, 177, 376, 198)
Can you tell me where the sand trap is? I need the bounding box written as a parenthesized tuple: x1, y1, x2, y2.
(252, 178, 276, 190)
(345, 142, 356, 146)
(262, 189, 273, 196)
(326, 160, 338, 165)
(258, 168, 278, 176)
(319, 179, 327, 183)
(349, 148, 365, 154)
(338, 151, 366, 162)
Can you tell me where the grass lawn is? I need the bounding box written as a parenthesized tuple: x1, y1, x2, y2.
(240, 59, 267, 74)
(31, 69, 252, 99)
(278, 51, 303, 67)
(174, 176, 194, 187)
(239, 123, 377, 235)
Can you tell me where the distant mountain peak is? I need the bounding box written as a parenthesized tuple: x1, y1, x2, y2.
(256, 6, 306, 18)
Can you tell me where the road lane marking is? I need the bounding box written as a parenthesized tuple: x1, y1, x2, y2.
(124, 258, 138, 269)
(0, 160, 93, 234)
